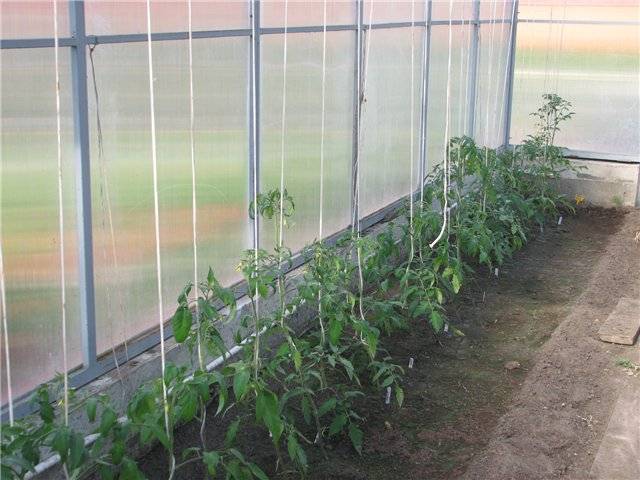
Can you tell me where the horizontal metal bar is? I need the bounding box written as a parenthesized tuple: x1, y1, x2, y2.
(0, 37, 76, 49)
(1, 18, 519, 49)
(518, 18, 639, 26)
(506, 144, 639, 164)
(87, 28, 252, 45)
(562, 148, 640, 164)
(261, 24, 357, 34)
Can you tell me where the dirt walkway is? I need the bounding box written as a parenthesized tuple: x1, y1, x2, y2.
(462, 208, 640, 480)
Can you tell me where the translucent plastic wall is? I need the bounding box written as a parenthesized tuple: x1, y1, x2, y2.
(0, 1, 514, 411)
(511, 1, 640, 157)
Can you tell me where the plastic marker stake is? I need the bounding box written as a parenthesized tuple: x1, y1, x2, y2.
(408, 357, 414, 369)
(558, 216, 563, 225)
(494, 268, 499, 277)
(444, 323, 449, 333)
(385, 386, 392, 405)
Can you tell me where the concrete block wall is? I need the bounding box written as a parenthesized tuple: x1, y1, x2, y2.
(556, 159, 640, 208)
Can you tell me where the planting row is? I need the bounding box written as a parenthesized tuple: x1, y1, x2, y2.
(1, 94, 577, 479)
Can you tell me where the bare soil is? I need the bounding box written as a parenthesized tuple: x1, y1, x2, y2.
(136, 206, 640, 479)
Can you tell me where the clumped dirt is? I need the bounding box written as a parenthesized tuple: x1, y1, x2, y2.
(136, 207, 640, 479)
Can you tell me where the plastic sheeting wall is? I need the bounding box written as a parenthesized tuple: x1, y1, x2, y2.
(510, 0, 640, 157)
(0, 0, 513, 409)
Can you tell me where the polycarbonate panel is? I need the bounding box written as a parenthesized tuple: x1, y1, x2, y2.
(479, 0, 515, 20)
(363, 0, 426, 24)
(519, 0, 639, 22)
(261, 0, 355, 27)
(431, 0, 475, 21)
(87, 38, 250, 356)
(0, 48, 81, 403)
(85, 0, 248, 35)
(511, 21, 639, 156)
(426, 25, 473, 173)
(260, 32, 353, 252)
(474, 17, 511, 148)
(0, 0, 69, 39)
(359, 27, 423, 217)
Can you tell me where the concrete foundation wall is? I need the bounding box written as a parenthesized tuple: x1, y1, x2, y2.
(556, 159, 640, 208)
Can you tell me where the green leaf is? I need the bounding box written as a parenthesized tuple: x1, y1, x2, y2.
(171, 306, 192, 343)
(68, 431, 86, 470)
(179, 389, 198, 422)
(86, 397, 98, 423)
(51, 428, 71, 462)
(452, 273, 462, 294)
(318, 398, 337, 417)
(293, 349, 302, 371)
(203, 451, 221, 476)
(120, 457, 146, 480)
(348, 424, 363, 455)
(247, 463, 269, 480)
(329, 317, 343, 345)
(287, 433, 307, 468)
(224, 419, 241, 448)
(328, 413, 347, 437)
(256, 390, 283, 444)
(233, 367, 250, 400)
(110, 440, 125, 465)
(99, 408, 118, 436)
(430, 311, 444, 333)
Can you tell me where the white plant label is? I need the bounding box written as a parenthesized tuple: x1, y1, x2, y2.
(408, 357, 414, 369)
(558, 216, 563, 225)
(385, 386, 391, 405)
(494, 268, 499, 277)
(444, 323, 449, 333)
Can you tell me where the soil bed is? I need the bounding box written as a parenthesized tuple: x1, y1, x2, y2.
(136, 207, 636, 479)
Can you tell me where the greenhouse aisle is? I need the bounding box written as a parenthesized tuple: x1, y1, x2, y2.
(462, 208, 640, 480)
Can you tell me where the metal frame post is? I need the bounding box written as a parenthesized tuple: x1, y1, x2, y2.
(419, 0, 433, 188)
(351, 0, 363, 228)
(249, 0, 261, 251)
(69, 0, 97, 370)
(466, 0, 481, 137)
(502, 0, 519, 148)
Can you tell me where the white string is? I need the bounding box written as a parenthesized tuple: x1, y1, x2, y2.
(554, 0, 567, 94)
(318, 0, 327, 240)
(457, 9, 466, 137)
(483, 0, 498, 147)
(53, 0, 69, 426)
(88, 46, 131, 391)
(463, 3, 473, 137)
(186, 0, 202, 370)
(352, 0, 375, 334)
(492, 0, 508, 142)
(278, 0, 289, 251)
(0, 236, 13, 424)
(429, 0, 453, 250)
(543, 3, 554, 92)
(144, 0, 172, 468)
(353, 0, 375, 232)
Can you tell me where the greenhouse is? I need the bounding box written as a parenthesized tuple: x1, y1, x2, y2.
(0, 0, 639, 478)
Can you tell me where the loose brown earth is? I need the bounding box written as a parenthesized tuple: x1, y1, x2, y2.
(137, 206, 640, 479)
